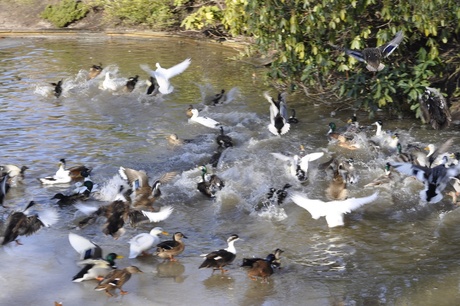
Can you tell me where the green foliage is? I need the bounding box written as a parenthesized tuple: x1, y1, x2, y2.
(40, 0, 89, 28)
(89, 0, 174, 29)
(175, 0, 460, 121)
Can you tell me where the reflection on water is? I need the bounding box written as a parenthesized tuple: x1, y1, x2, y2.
(1, 36, 460, 306)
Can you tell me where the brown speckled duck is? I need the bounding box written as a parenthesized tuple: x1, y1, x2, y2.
(155, 232, 187, 261)
(94, 266, 143, 297)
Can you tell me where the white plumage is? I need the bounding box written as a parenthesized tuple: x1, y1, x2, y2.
(188, 108, 221, 129)
(140, 58, 191, 94)
(290, 192, 379, 227)
(141, 206, 174, 223)
(38, 161, 71, 185)
(264, 91, 290, 136)
(128, 227, 168, 258)
(271, 151, 324, 181)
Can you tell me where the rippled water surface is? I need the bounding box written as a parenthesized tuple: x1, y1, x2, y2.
(1, 35, 460, 306)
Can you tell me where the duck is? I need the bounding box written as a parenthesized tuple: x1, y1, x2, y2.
(50, 79, 63, 98)
(140, 58, 191, 95)
(216, 126, 233, 148)
(241, 248, 284, 270)
(424, 138, 454, 167)
(325, 167, 348, 201)
(364, 163, 396, 188)
(38, 159, 91, 185)
(290, 192, 379, 227)
(51, 180, 93, 207)
(332, 30, 404, 71)
(199, 234, 240, 274)
(390, 161, 460, 203)
(197, 165, 225, 198)
(205, 89, 227, 105)
(419, 87, 451, 130)
(155, 232, 187, 261)
(128, 227, 169, 258)
(94, 266, 143, 297)
(88, 64, 103, 80)
(75, 188, 174, 238)
(287, 109, 299, 124)
(188, 107, 221, 129)
(245, 254, 276, 283)
(68, 232, 102, 260)
(264, 91, 290, 136)
(146, 76, 159, 95)
(327, 122, 360, 150)
(73, 253, 123, 282)
(209, 146, 225, 168)
(1, 201, 59, 245)
(0, 164, 28, 185)
(125, 75, 139, 92)
(118, 166, 177, 209)
(271, 150, 324, 182)
(101, 72, 122, 91)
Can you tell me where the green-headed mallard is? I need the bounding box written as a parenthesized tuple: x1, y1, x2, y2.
(140, 58, 191, 95)
(197, 165, 224, 198)
(155, 232, 187, 261)
(199, 234, 240, 274)
(94, 266, 143, 297)
(128, 227, 169, 258)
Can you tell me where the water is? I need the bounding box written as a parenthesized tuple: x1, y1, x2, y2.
(1, 35, 460, 306)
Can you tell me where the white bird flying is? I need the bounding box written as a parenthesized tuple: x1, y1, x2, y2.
(140, 58, 191, 94)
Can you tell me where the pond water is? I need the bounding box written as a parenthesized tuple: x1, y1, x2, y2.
(1, 35, 460, 306)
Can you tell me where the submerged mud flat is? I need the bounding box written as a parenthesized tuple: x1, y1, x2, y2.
(1, 36, 460, 306)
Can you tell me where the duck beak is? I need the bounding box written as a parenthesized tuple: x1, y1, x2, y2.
(116, 255, 124, 259)
(162, 231, 169, 236)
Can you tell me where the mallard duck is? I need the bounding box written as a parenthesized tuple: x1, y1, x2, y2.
(118, 166, 177, 209)
(146, 76, 159, 95)
(216, 126, 233, 148)
(188, 107, 221, 129)
(333, 30, 404, 71)
(241, 248, 284, 270)
(327, 122, 360, 150)
(155, 232, 187, 261)
(420, 87, 452, 130)
(1, 201, 59, 245)
(197, 165, 225, 198)
(50, 79, 63, 98)
(88, 64, 103, 80)
(140, 58, 191, 95)
(128, 227, 169, 258)
(94, 266, 143, 297)
(291, 192, 379, 227)
(69, 232, 124, 282)
(245, 254, 276, 283)
(209, 146, 225, 168)
(199, 234, 240, 274)
(0, 164, 28, 185)
(271, 150, 324, 182)
(75, 188, 173, 238)
(125, 75, 139, 92)
(205, 89, 227, 105)
(39, 159, 91, 185)
(326, 167, 348, 201)
(264, 91, 290, 136)
(364, 163, 396, 188)
(390, 161, 460, 203)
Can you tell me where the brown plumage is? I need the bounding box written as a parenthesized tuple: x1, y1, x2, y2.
(246, 254, 276, 283)
(155, 232, 187, 261)
(118, 167, 176, 209)
(326, 168, 348, 201)
(88, 64, 103, 80)
(94, 266, 143, 297)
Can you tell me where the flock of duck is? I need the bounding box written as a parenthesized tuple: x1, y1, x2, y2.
(2, 31, 460, 301)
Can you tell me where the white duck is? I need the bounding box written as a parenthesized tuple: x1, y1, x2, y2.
(271, 151, 324, 182)
(140, 58, 191, 94)
(264, 91, 290, 136)
(188, 107, 221, 129)
(101, 72, 125, 91)
(38, 159, 72, 185)
(290, 192, 379, 227)
(128, 227, 169, 258)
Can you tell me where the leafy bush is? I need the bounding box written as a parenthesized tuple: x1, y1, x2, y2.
(41, 0, 89, 28)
